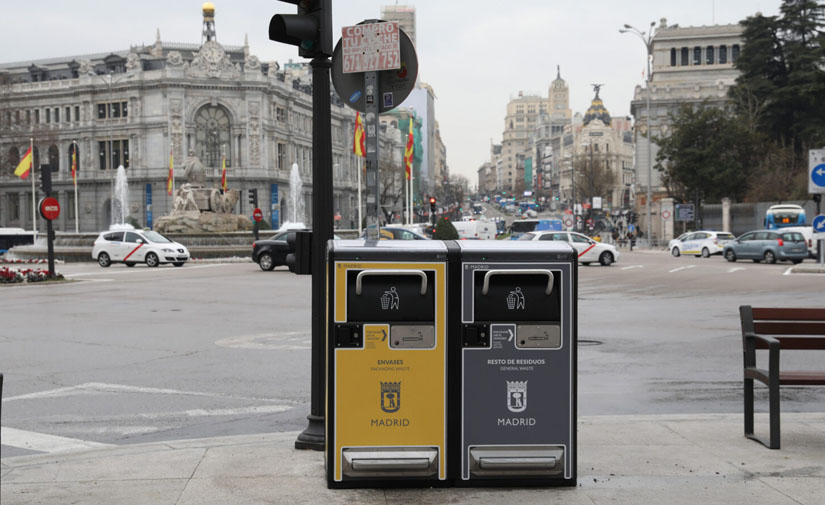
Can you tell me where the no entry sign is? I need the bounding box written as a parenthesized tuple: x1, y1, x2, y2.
(39, 197, 60, 221)
(341, 21, 401, 73)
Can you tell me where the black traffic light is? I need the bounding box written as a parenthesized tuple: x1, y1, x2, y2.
(39, 165, 52, 196)
(286, 230, 312, 275)
(269, 0, 332, 59)
(248, 188, 258, 207)
(429, 197, 436, 214)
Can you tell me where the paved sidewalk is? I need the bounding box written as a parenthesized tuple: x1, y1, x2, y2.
(2, 413, 824, 504)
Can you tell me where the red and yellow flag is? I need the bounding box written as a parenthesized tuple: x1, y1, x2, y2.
(14, 147, 33, 179)
(221, 155, 227, 191)
(71, 148, 77, 186)
(404, 117, 414, 180)
(167, 147, 174, 195)
(353, 112, 366, 158)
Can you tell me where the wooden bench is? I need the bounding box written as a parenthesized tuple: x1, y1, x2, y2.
(739, 306, 825, 449)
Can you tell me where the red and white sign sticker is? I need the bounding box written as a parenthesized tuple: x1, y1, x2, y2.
(341, 22, 401, 74)
(252, 208, 263, 222)
(661, 209, 671, 220)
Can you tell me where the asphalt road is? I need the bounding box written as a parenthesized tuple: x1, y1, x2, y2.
(1, 251, 824, 458)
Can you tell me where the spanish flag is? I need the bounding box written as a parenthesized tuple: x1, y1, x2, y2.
(14, 147, 33, 179)
(221, 155, 227, 191)
(404, 117, 414, 180)
(71, 149, 77, 186)
(167, 147, 174, 195)
(353, 112, 366, 158)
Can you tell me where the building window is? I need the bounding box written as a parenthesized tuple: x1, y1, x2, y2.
(46, 108, 51, 123)
(732, 44, 740, 63)
(670, 48, 677, 66)
(7, 147, 20, 174)
(65, 107, 71, 123)
(680, 47, 689, 66)
(277, 142, 287, 170)
(719, 45, 728, 64)
(98, 139, 130, 170)
(66, 192, 76, 220)
(706, 46, 715, 64)
(9, 194, 20, 220)
(74, 106, 80, 122)
(276, 107, 287, 122)
(194, 104, 232, 169)
(693, 47, 701, 65)
(48, 144, 59, 171)
(54, 108, 59, 123)
(96, 101, 128, 119)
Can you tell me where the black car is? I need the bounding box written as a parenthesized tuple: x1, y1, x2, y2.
(252, 229, 341, 271)
(252, 230, 303, 271)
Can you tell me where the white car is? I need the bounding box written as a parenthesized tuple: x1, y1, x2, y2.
(92, 229, 190, 267)
(519, 230, 620, 266)
(670, 230, 735, 258)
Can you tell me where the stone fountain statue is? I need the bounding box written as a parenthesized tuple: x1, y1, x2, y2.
(154, 152, 252, 233)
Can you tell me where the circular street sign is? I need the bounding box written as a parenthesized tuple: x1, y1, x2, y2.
(661, 210, 671, 220)
(812, 163, 825, 188)
(39, 197, 60, 221)
(331, 22, 418, 114)
(563, 217, 573, 228)
(252, 208, 263, 222)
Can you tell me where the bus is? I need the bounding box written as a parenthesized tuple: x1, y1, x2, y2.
(0, 228, 35, 254)
(765, 204, 806, 229)
(508, 218, 563, 239)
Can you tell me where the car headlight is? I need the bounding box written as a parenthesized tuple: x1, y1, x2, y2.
(162, 248, 174, 252)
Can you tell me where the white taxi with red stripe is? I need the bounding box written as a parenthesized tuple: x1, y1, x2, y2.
(518, 230, 620, 266)
(92, 229, 190, 268)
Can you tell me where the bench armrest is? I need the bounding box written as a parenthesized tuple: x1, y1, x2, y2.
(744, 332, 780, 385)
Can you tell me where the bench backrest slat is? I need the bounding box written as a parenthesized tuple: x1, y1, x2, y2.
(751, 308, 825, 321)
(753, 336, 825, 350)
(753, 322, 825, 335)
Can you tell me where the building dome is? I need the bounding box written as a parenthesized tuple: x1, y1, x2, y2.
(583, 86, 611, 126)
(202, 2, 215, 16)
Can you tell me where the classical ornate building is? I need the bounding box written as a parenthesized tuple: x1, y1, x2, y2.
(0, 5, 381, 232)
(630, 18, 743, 239)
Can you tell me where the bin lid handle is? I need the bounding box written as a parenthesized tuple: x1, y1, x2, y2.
(355, 270, 428, 296)
(482, 269, 554, 296)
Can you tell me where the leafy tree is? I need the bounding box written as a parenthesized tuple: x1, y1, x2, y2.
(653, 104, 754, 203)
(432, 217, 458, 240)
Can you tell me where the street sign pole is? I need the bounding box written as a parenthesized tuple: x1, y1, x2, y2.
(365, 70, 380, 240)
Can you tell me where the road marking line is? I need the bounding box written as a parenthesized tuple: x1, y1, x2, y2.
(686, 265, 696, 269)
(783, 267, 794, 276)
(65, 264, 225, 278)
(181, 405, 292, 417)
(727, 267, 746, 273)
(669, 266, 686, 273)
(621, 265, 644, 270)
(0, 427, 113, 453)
(2, 382, 289, 403)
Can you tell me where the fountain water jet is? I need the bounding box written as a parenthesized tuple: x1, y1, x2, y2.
(280, 162, 306, 230)
(110, 165, 133, 230)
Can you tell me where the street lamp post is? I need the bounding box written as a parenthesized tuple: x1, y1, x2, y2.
(620, 22, 656, 246)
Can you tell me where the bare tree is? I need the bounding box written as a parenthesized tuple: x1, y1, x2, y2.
(573, 153, 617, 203)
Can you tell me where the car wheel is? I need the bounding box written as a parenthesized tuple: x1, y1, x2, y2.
(724, 250, 736, 262)
(764, 250, 777, 264)
(258, 253, 275, 271)
(173, 262, 185, 267)
(98, 252, 111, 268)
(581, 262, 591, 266)
(145, 252, 160, 268)
(599, 252, 614, 266)
(671, 247, 680, 257)
(125, 262, 136, 267)
(701, 247, 710, 258)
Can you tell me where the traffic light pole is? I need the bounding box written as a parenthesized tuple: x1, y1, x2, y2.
(294, 55, 333, 451)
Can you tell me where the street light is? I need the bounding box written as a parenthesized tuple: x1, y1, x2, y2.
(620, 21, 655, 245)
(89, 69, 134, 226)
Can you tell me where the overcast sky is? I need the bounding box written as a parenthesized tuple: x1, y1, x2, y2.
(1, 0, 781, 184)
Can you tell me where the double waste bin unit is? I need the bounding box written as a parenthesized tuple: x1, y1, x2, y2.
(326, 240, 576, 488)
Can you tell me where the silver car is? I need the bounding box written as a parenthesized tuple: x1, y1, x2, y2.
(723, 230, 808, 264)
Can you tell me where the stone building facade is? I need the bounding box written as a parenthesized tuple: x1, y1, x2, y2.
(0, 9, 394, 232)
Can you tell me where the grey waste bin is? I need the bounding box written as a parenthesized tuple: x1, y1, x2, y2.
(326, 240, 450, 488)
(455, 241, 577, 486)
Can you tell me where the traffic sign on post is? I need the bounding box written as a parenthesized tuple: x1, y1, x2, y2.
(813, 214, 825, 239)
(810, 150, 825, 194)
(39, 197, 60, 221)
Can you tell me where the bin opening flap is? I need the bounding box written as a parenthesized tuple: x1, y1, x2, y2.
(342, 448, 438, 478)
(469, 446, 564, 477)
